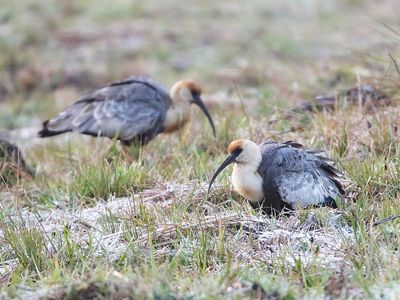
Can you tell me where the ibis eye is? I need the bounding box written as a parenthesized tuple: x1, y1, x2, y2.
(190, 90, 200, 99)
(231, 148, 243, 157)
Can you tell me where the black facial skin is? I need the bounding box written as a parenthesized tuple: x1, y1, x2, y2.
(207, 148, 243, 197)
(191, 92, 216, 137)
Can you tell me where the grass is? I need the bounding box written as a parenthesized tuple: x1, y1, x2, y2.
(1, 0, 400, 299)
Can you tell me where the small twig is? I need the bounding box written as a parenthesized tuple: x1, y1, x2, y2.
(373, 215, 400, 226)
(135, 213, 244, 245)
(232, 80, 248, 119)
(379, 21, 400, 39)
(388, 52, 400, 76)
(232, 80, 254, 138)
(75, 218, 104, 233)
(1, 162, 33, 181)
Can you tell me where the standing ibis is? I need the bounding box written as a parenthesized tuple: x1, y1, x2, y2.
(208, 139, 345, 214)
(38, 76, 216, 147)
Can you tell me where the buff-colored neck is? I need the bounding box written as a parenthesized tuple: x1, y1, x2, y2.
(163, 82, 192, 133)
(163, 103, 191, 133)
(231, 142, 264, 202)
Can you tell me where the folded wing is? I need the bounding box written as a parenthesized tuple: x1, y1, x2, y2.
(259, 141, 344, 210)
(39, 77, 171, 145)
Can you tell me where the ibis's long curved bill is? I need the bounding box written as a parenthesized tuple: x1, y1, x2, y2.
(193, 94, 216, 137)
(207, 151, 241, 198)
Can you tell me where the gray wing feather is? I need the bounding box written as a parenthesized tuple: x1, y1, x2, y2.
(43, 77, 171, 143)
(258, 141, 343, 210)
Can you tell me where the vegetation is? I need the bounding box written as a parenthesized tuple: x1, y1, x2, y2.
(0, 0, 399, 299)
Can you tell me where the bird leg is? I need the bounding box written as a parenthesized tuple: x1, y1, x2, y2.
(105, 141, 137, 164)
(120, 143, 143, 164)
(178, 124, 191, 145)
(120, 145, 134, 164)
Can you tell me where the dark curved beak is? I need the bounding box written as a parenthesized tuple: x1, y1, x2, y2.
(192, 94, 216, 137)
(207, 151, 241, 198)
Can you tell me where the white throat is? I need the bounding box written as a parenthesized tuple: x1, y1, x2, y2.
(163, 101, 191, 132)
(231, 158, 263, 203)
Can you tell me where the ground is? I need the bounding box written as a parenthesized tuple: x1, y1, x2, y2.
(0, 0, 399, 299)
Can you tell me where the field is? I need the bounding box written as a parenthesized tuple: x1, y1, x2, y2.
(0, 0, 400, 299)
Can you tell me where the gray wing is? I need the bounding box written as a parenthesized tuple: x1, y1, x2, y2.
(258, 141, 343, 210)
(39, 77, 171, 144)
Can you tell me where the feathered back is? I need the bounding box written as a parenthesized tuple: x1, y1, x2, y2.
(257, 140, 344, 212)
(39, 76, 171, 145)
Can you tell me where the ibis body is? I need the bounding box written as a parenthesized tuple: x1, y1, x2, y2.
(208, 139, 344, 214)
(39, 76, 215, 145)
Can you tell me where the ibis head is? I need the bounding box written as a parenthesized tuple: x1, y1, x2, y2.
(207, 139, 262, 198)
(165, 80, 216, 136)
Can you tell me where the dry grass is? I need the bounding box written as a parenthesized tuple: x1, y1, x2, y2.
(1, 0, 400, 299)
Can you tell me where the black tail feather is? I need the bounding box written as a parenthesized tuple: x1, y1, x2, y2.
(38, 120, 70, 138)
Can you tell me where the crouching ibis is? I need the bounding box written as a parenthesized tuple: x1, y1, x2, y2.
(208, 139, 345, 214)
